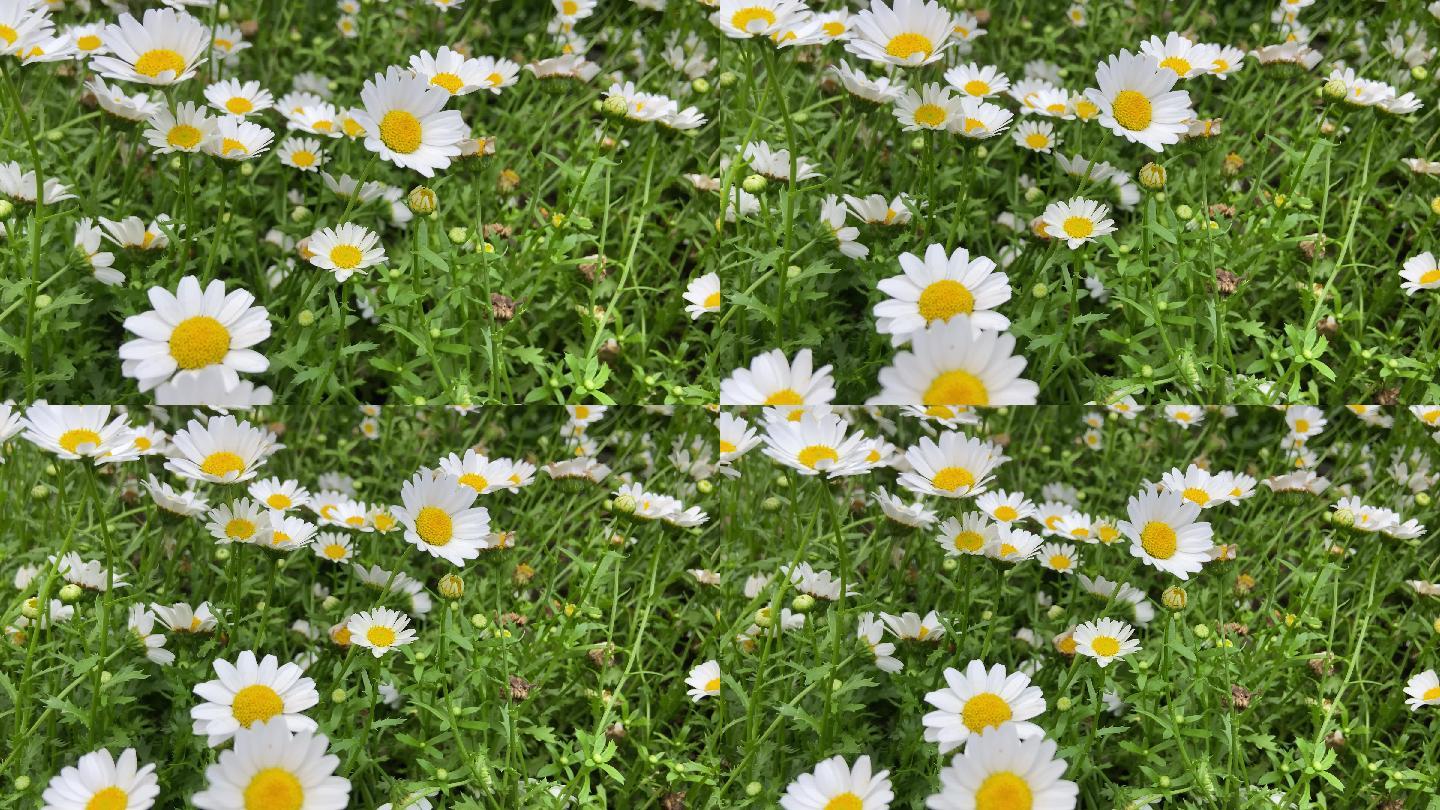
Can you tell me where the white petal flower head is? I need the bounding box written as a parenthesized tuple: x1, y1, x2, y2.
(120, 274, 271, 393)
(760, 410, 873, 477)
(1073, 617, 1141, 667)
(872, 317, 1039, 407)
(189, 649, 320, 747)
(1041, 196, 1116, 248)
(683, 272, 721, 320)
(686, 659, 722, 702)
(847, 0, 955, 67)
(894, 82, 964, 131)
(1404, 669, 1440, 711)
(191, 719, 351, 810)
(1085, 49, 1194, 151)
(355, 66, 468, 177)
(143, 101, 217, 154)
(92, 8, 209, 85)
(719, 348, 837, 421)
(348, 607, 418, 657)
(779, 754, 894, 810)
(41, 747, 160, 810)
(21, 405, 140, 464)
(306, 222, 386, 282)
(898, 431, 1007, 498)
(710, 0, 811, 39)
(1121, 489, 1213, 579)
(1401, 251, 1440, 295)
(1140, 32, 1221, 79)
(924, 724, 1078, 810)
(1159, 464, 1232, 509)
(921, 660, 1047, 753)
(206, 116, 274, 160)
(874, 242, 1011, 345)
(166, 415, 276, 484)
(398, 470, 492, 566)
(0, 0, 54, 58)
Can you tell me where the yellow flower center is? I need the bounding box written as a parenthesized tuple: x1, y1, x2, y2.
(719, 439, 737, 453)
(961, 692, 1013, 733)
(168, 124, 203, 149)
(0, 25, 18, 45)
(243, 768, 304, 810)
(975, 771, 1032, 810)
(1062, 217, 1094, 239)
(134, 48, 186, 78)
(1058, 636, 1077, 654)
(290, 150, 316, 167)
(430, 72, 464, 93)
(323, 544, 346, 559)
(1090, 635, 1120, 657)
(885, 32, 933, 61)
(379, 109, 423, 154)
(1182, 487, 1210, 506)
(1049, 554, 1072, 570)
(823, 794, 863, 810)
(913, 103, 947, 127)
(201, 451, 246, 478)
(214, 37, 233, 50)
(221, 138, 248, 156)
(415, 505, 454, 546)
(731, 7, 777, 32)
(562, 0, 578, 13)
(962, 117, 986, 133)
(822, 21, 845, 37)
(994, 505, 1018, 522)
(1424, 686, 1440, 701)
(345, 515, 365, 527)
(763, 388, 804, 407)
(169, 315, 231, 369)
(374, 513, 396, 531)
(1294, 419, 1310, 433)
(486, 72, 505, 87)
(1074, 99, 1099, 119)
(703, 291, 721, 308)
(704, 677, 721, 692)
(86, 786, 129, 810)
(226, 97, 254, 114)
(954, 530, 985, 552)
(923, 370, 989, 406)
(964, 79, 990, 96)
(917, 279, 975, 322)
(1213, 58, 1230, 72)
(226, 518, 256, 540)
(459, 473, 489, 492)
(366, 625, 397, 647)
(797, 444, 839, 470)
(932, 466, 975, 492)
(266, 494, 292, 509)
(1140, 520, 1178, 559)
(59, 428, 103, 455)
(1159, 56, 1192, 75)
(1024, 132, 1049, 149)
(329, 244, 363, 269)
(1419, 269, 1440, 285)
(134, 437, 152, 451)
(231, 684, 284, 727)
(1111, 89, 1154, 131)
(77, 34, 102, 51)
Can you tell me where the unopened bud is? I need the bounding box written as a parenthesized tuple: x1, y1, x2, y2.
(406, 186, 437, 215)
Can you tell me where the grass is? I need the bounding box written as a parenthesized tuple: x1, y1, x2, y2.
(2, 404, 1438, 808)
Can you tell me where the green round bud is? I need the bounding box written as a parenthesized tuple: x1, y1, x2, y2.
(691, 77, 711, 95)
(446, 226, 467, 244)
(435, 768, 448, 780)
(1023, 186, 1043, 203)
(34, 294, 51, 310)
(1031, 283, 1048, 298)
(322, 595, 340, 610)
(1162, 586, 1188, 610)
(290, 205, 311, 222)
(1415, 492, 1432, 507)
(761, 496, 781, 511)
(613, 493, 637, 514)
(697, 480, 714, 495)
(601, 95, 629, 118)
(1139, 162, 1166, 190)
(331, 688, 348, 703)
(214, 546, 231, 561)
(791, 593, 816, 613)
(14, 776, 29, 791)
(29, 484, 47, 499)
(1323, 78, 1347, 100)
(941, 557, 958, 572)
(742, 173, 767, 193)
(1193, 623, 1210, 638)
(1175, 204, 1194, 221)
(1332, 508, 1354, 527)
(754, 607, 774, 628)
(407, 186, 438, 215)
(0, 199, 13, 218)
(1056, 696, 1073, 711)
(718, 71, 738, 88)
(59, 583, 83, 603)
(298, 310, 316, 327)
(746, 782, 763, 797)
(239, 162, 254, 177)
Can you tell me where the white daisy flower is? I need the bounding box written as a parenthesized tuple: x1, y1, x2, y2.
(921, 659, 1046, 753)
(40, 748, 159, 810)
(1120, 489, 1214, 579)
(191, 719, 350, 810)
(166, 415, 275, 484)
(1401, 251, 1440, 295)
(206, 116, 273, 160)
(1159, 465, 1233, 509)
(975, 490, 1035, 525)
(894, 82, 964, 131)
(1012, 119, 1059, 153)
(1038, 541, 1080, 574)
(398, 470, 492, 566)
(925, 724, 1078, 809)
(683, 272, 721, 320)
(759, 410, 872, 478)
(898, 431, 1006, 498)
(20, 404, 140, 463)
(143, 101, 217, 154)
(872, 486, 938, 527)
(276, 136, 327, 172)
(1404, 669, 1440, 710)
(348, 606, 418, 657)
(720, 348, 836, 421)
(935, 512, 998, 556)
(779, 755, 893, 810)
(189, 650, 320, 747)
(410, 45, 493, 96)
(248, 477, 311, 511)
(120, 274, 271, 392)
(92, 8, 209, 85)
(127, 604, 174, 666)
(1041, 197, 1116, 248)
(1073, 617, 1141, 667)
(944, 62, 1010, 98)
(204, 78, 274, 117)
(709, 0, 810, 40)
(1085, 49, 1194, 151)
(305, 222, 386, 282)
(872, 317, 1039, 407)
(874, 243, 1011, 344)
(354, 66, 468, 177)
(1140, 32, 1221, 78)
(858, 613, 903, 673)
(686, 659, 722, 702)
(847, 0, 955, 67)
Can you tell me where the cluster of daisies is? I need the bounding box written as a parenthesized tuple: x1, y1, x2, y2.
(701, 402, 1439, 808)
(5, 401, 722, 809)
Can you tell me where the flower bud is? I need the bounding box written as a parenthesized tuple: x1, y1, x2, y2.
(1139, 162, 1166, 190)
(791, 593, 816, 613)
(613, 493, 637, 514)
(1322, 78, 1347, 100)
(742, 173, 767, 193)
(59, 583, 83, 603)
(1162, 586, 1188, 610)
(407, 186, 437, 215)
(691, 77, 711, 95)
(438, 573, 464, 600)
(601, 95, 629, 118)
